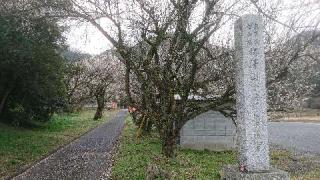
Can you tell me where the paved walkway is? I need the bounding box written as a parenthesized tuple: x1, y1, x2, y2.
(14, 110, 127, 180)
(269, 122, 320, 155)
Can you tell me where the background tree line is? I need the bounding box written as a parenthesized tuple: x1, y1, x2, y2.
(0, 0, 123, 125)
(0, 1, 66, 125)
(64, 50, 124, 119)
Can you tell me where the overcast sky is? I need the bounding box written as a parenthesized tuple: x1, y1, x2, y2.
(64, 21, 112, 55)
(64, 0, 319, 55)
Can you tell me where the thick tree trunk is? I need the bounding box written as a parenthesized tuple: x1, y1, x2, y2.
(94, 104, 104, 120)
(162, 132, 176, 158)
(160, 117, 177, 157)
(160, 111, 185, 157)
(94, 88, 105, 120)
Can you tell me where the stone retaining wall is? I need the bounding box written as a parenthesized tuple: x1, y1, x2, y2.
(179, 110, 236, 151)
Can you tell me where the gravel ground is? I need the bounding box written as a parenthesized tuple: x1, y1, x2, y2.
(13, 110, 127, 180)
(269, 122, 320, 155)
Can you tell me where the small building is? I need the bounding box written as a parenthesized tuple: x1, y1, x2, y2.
(179, 110, 236, 151)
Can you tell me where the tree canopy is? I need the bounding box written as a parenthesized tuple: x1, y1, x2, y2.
(0, 4, 66, 125)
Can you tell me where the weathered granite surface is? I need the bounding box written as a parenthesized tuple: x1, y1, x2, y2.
(234, 14, 270, 172)
(222, 165, 290, 180)
(180, 111, 236, 151)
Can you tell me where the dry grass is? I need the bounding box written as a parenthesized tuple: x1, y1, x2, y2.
(277, 117, 320, 123)
(272, 150, 320, 179)
(269, 109, 320, 123)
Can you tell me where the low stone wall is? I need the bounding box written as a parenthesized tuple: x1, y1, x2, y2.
(179, 110, 236, 151)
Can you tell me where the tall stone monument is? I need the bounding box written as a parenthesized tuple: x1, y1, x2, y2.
(222, 15, 289, 180)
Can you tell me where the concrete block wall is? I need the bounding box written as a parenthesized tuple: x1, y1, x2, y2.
(180, 110, 236, 151)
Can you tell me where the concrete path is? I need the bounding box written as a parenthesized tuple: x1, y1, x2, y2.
(13, 110, 127, 180)
(269, 122, 320, 155)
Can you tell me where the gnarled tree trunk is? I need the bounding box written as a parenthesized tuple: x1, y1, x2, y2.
(158, 111, 182, 157)
(94, 87, 106, 120)
(162, 130, 176, 158)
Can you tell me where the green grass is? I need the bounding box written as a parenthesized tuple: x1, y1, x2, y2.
(113, 117, 320, 180)
(112, 117, 237, 180)
(0, 110, 116, 179)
